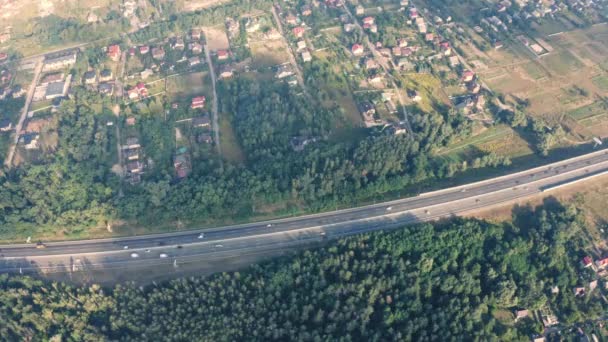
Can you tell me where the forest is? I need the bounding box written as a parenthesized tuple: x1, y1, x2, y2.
(0, 203, 603, 341)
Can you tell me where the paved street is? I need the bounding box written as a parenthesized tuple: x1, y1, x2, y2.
(1, 148, 608, 275)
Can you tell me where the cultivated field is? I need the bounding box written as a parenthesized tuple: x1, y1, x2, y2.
(249, 39, 290, 68)
(203, 26, 230, 51)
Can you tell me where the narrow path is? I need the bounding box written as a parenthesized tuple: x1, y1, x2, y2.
(204, 45, 223, 166)
(271, 4, 308, 93)
(4, 58, 44, 167)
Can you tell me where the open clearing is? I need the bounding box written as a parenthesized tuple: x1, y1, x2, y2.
(249, 39, 290, 69)
(203, 26, 230, 51)
(166, 71, 210, 98)
(219, 115, 246, 163)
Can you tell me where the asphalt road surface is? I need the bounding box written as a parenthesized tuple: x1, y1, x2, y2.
(2, 148, 608, 275)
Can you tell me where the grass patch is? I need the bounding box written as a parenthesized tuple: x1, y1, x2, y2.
(592, 75, 608, 91)
(568, 101, 607, 121)
(166, 71, 210, 98)
(219, 115, 246, 163)
(543, 50, 583, 74)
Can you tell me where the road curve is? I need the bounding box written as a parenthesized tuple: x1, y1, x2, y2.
(2, 148, 608, 274)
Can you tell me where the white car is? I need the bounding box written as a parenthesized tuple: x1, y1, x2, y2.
(130, 253, 139, 258)
(145, 249, 151, 253)
(386, 206, 393, 211)
(214, 244, 223, 248)
(123, 246, 129, 250)
(198, 233, 205, 239)
(159, 253, 168, 258)
(266, 224, 272, 228)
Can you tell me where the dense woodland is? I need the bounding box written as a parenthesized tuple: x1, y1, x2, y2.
(0, 204, 603, 340)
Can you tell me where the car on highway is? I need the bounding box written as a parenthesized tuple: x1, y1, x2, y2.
(130, 253, 139, 258)
(214, 244, 223, 248)
(123, 246, 129, 250)
(198, 233, 205, 239)
(266, 224, 273, 228)
(159, 253, 168, 258)
(386, 206, 392, 211)
(145, 249, 151, 253)
(36, 242, 46, 249)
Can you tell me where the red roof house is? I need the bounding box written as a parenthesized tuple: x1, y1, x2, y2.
(596, 257, 608, 269)
(191, 96, 206, 109)
(108, 44, 121, 61)
(462, 70, 475, 82)
(139, 45, 150, 54)
(217, 49, 229, 60)
(362, 16, 375, 25)
(351, 44, 364, 56)
(292, 26, 305, 38)
(582, 256, 593, 268)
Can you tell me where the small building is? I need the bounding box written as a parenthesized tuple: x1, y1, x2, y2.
(359, 101, 375, 117)
(365, 58, 378, 70)
(301, 5, 312, 16)
(124, 137, 141, 149)
(126, 161, 143, 174)
(573, 287, 586, 297)
(439, 41, 452, 56)
(397, 38, 408, 48)
(449, 56, 460, 68)
(191, 96, 206, 109)
(139, 45, 150, 54)
(174, 153, 191, 179)
(108, 45, 121, 62)
(385, 100, 397, 113)
(276, 65, 294, 79)
(140, 69, 154, 80)
(297, 40, 307, 51)
(193, 115, 211, 127)
(128, 48, 136, 57)
(285, 14, 298, 26)
(83, 71, 97, 85)
(126, 117, 136, 126)
(125, 148, 139, 161)
(40, 72, 64, 85)
(351, 44, 364, 56)
(355, 5, 364, 15)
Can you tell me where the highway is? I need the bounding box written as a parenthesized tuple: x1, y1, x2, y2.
(2, 148, 608, 275)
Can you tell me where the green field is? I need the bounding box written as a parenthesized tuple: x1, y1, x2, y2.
(543, 50, 583, 74)
(219, 115, 246, 163)
(568, 101, 607, 120)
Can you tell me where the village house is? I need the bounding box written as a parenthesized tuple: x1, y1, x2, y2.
(462, 70, 475, 83)
(192, 115, 210, 127)
(365, 58, 378, 70)
(355, 5, 364, 15)
(344, 23, 356, 33)
(99, 83, 114, 95)
(449, 56, 460, 68)
(301, 5, 312, 16)
(174, 153, 191, 179)
(189, 56, 201, 67)
(108, 45, 121, 61)
(301, 51, 312, 62)
(362, 16, 375, 25)
(20, 133, 40, 150)
(292, 26, 305, 38)
(397, 39, 408, 48)
(358, 101, 375, 118)
(514, 309, 528, 320)
(297, 40, 307, 51)
(468, 82, 481, 94)
(573, 287, 586, 297)
(409, 7, 418, 19)
(276, 65, 294, 79)
(582, 256, 593, 268)
(385, 100, 397, 113)
(191, 96, 206, 109)
(286, 14, 298, 26)
(217, 50, 230, 61)
(127, 161, 143, 174)
(125, 148, 139, 161)
(391, 122, 407, 135)
(43, 51, 78, 72)
(197, 132, 213, 144)
(45, 75, 72, 100)
(219, 65, 235, 79)
(124, 137, 141, 150)
(152, 47, 165, 60)
(83, 71, 97, 85)
(172, 38, 185, 50)
(191, 29, 202, 41)
(128, 47, 136, 57)
(439, 41, 452, 56)
(40, 73, 64, 86)
(189, 42, 203, 54)
(139, 45, 150, 55)
(596, 257, 608, 269)
(127, 83, 148, 100)
(0, 119, 13, 132)
(351, 44, 364, 56)
(408, 89, 422, 102)
(126, 117, 136, 126)
(425, 33, 434, 42)
(99, 69, 113, 82)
